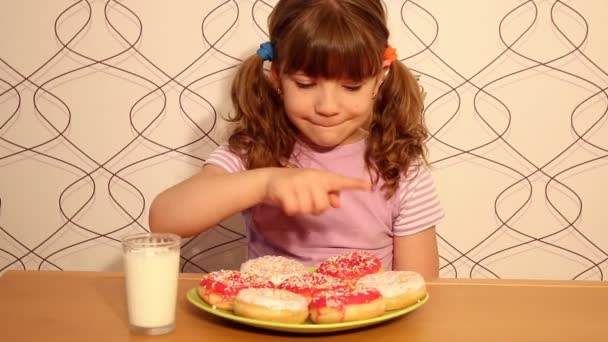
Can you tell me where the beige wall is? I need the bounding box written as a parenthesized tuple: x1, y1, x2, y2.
(0, 0, 606, 280)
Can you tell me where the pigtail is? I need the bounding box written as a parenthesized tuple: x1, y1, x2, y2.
(366, 60, 429, 199)
(228, 54, 296, 169)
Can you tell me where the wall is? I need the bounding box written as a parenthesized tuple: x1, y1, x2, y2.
(1, 0, 606, 280)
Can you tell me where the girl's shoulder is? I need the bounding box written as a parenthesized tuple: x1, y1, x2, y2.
(401, 162, 432, 182)
(396, 162, 437, 195)
(392, 162, 445, 233)
(204, 143, 248, 173)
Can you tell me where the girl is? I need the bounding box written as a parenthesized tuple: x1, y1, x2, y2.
(149, 0, 444, 279)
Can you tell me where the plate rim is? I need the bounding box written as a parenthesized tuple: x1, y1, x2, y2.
(186, 287, 429, 333)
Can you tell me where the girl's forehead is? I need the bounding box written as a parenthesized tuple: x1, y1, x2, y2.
(287, 71, 375, 82)
(280, 53, 379, 81)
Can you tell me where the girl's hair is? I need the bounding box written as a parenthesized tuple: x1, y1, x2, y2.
(228, 0, 427, 199)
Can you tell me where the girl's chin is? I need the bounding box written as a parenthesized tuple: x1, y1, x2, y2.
(299, 134, 363, 149)
(302, 129, 367, 147)
(298, 132, 341, 145)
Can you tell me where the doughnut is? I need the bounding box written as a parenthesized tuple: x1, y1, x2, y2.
(197, 270, 274, 310)
(309, 288, 385, 324)
(356, 270, 427, 310)
(240, 255, 308, 286)
(278, 272, 350, 302)
(233, 288, 309, 324)
(317, 251, 382, 285)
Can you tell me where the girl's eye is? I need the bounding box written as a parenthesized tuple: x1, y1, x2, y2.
(295, 82, 315, 89)
(344, 85, 362, 91)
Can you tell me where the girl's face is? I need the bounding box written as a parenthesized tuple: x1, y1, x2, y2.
(275, 70, 385, 147)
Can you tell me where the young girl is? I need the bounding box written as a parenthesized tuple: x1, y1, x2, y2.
(149, 0, 444, 279)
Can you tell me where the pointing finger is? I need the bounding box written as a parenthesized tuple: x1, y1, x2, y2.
(328, 175, 371, 192)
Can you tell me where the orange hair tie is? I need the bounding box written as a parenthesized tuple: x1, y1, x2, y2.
(383, 44, 397, 63)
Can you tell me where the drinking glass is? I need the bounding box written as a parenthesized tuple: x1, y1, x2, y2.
(122, 232, 181, 335)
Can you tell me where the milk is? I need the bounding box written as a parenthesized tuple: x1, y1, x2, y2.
(124, 245, 180, 330)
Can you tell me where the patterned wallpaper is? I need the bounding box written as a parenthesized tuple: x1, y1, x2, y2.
(0, 0, 606, 280)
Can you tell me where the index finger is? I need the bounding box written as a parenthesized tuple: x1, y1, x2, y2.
(327, 174, 372, 192)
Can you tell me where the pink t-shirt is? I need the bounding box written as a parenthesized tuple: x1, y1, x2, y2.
(204, 140, 444, 270)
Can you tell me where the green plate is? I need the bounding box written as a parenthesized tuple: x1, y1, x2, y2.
(186, 287, 429, 334)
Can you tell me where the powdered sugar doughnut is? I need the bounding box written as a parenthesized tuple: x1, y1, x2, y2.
(309, 288, 385, 324)
(356, 270, 427, 310)
(233, 288, 309, 324)
(198, 270, 274, 310)
(240, 255, 308, 285)
(278, 272, 350, 302)
(317, 251, 382, 285)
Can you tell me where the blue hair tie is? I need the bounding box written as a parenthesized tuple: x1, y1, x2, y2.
(257, 42, 274, 61)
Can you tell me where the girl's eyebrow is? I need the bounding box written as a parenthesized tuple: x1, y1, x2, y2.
(288, 72, 370, 83)
(289, 74, 315, 82)
(291, 72, 312, 77)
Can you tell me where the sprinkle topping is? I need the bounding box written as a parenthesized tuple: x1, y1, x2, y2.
(278, 272, 350, 298)
(236, 288, 308, 311)
(317, 251, 382, 281)
(240, 255, 308, 285)
(356, 270, 425, 297)
(199, 270, 274, 298)
(309, 288, 382, 309)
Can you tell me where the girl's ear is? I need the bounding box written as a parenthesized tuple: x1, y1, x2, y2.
(270, 64, 281, 90)
(374, 60, 392, 94)
(380, 60, 391, 81)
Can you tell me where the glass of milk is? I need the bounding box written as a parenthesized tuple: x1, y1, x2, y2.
(122, 232, 181, 335)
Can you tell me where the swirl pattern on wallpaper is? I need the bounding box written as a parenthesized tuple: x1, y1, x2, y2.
(0, 0, 606, 279)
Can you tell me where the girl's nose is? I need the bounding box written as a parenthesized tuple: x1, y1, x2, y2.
(314, 86, 339, 116)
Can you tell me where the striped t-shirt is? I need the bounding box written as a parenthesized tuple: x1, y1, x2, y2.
(204, 139, 444, 270)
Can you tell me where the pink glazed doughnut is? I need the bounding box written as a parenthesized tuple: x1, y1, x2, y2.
(198, 270, 274, 310)
(278, 272, 350, 302)
(317, 251, 382, 285)
(309, 288, 385, 324)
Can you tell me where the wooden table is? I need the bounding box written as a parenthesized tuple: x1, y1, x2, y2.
(0, 270, 607, 341)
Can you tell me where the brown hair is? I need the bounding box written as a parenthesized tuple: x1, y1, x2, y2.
(228, 0, 427, 199)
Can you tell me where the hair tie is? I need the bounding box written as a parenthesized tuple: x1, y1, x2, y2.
(383, 44, 397, 63)
(257, 42, 274, 62)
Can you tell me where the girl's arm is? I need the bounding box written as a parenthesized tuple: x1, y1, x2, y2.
(148, 165, 269, 237)
(393, 227, 439, 280)
(149, 164, 371, 237)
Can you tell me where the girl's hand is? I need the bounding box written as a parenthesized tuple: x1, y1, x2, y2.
(264, 168, 371, 216)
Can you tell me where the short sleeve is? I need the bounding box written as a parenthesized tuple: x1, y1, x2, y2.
(203, 144, 246, 173)
(393, 165, 445, 236)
